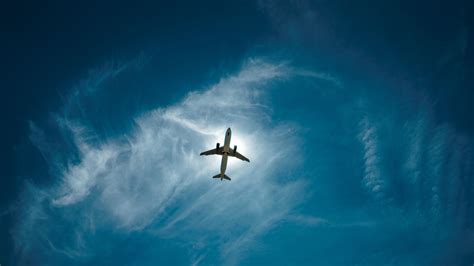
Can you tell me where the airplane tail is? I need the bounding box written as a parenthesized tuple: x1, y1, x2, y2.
(212, 174, 231, 181)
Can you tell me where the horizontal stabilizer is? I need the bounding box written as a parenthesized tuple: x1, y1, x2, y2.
(212, 174, 231, 181)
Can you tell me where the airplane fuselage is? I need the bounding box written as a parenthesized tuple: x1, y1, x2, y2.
(220, 128, 232, 177)
(199, 127, 249, 181)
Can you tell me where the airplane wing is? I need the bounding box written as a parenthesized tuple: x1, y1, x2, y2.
(228, 149, 250, 162)
(200, 147, 224, 156)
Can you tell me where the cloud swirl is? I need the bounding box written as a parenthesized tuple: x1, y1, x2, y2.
(13, 59, 310, 265)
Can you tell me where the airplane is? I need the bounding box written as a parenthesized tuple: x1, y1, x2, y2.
(200, 128, 250, 181)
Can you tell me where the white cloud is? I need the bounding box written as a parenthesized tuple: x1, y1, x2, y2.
(358, 116, 386, 200)
(15, 58, 314, 265)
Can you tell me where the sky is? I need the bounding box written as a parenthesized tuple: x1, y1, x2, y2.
(1, 0, 473, 265)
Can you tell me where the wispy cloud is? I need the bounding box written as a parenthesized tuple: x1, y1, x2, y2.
(286, 214, 329, 227)
(358, 116, 386, 201)
(356, 91, 473, 235)
(13, 58, 317, 265)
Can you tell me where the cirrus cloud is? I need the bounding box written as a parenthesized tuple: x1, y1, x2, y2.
(13, 58, 334, 265)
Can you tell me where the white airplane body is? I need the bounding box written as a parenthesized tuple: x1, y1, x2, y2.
(200, 128, 250, 181)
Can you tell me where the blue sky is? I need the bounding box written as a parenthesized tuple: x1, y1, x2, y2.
(1, 1, 474, 265)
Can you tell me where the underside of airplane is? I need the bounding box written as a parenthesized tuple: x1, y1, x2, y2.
(200, 128, 249, 181)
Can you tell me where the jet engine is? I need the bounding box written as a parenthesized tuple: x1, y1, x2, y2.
(233, 145, 237, 155)
(216, 143, 220, 150)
